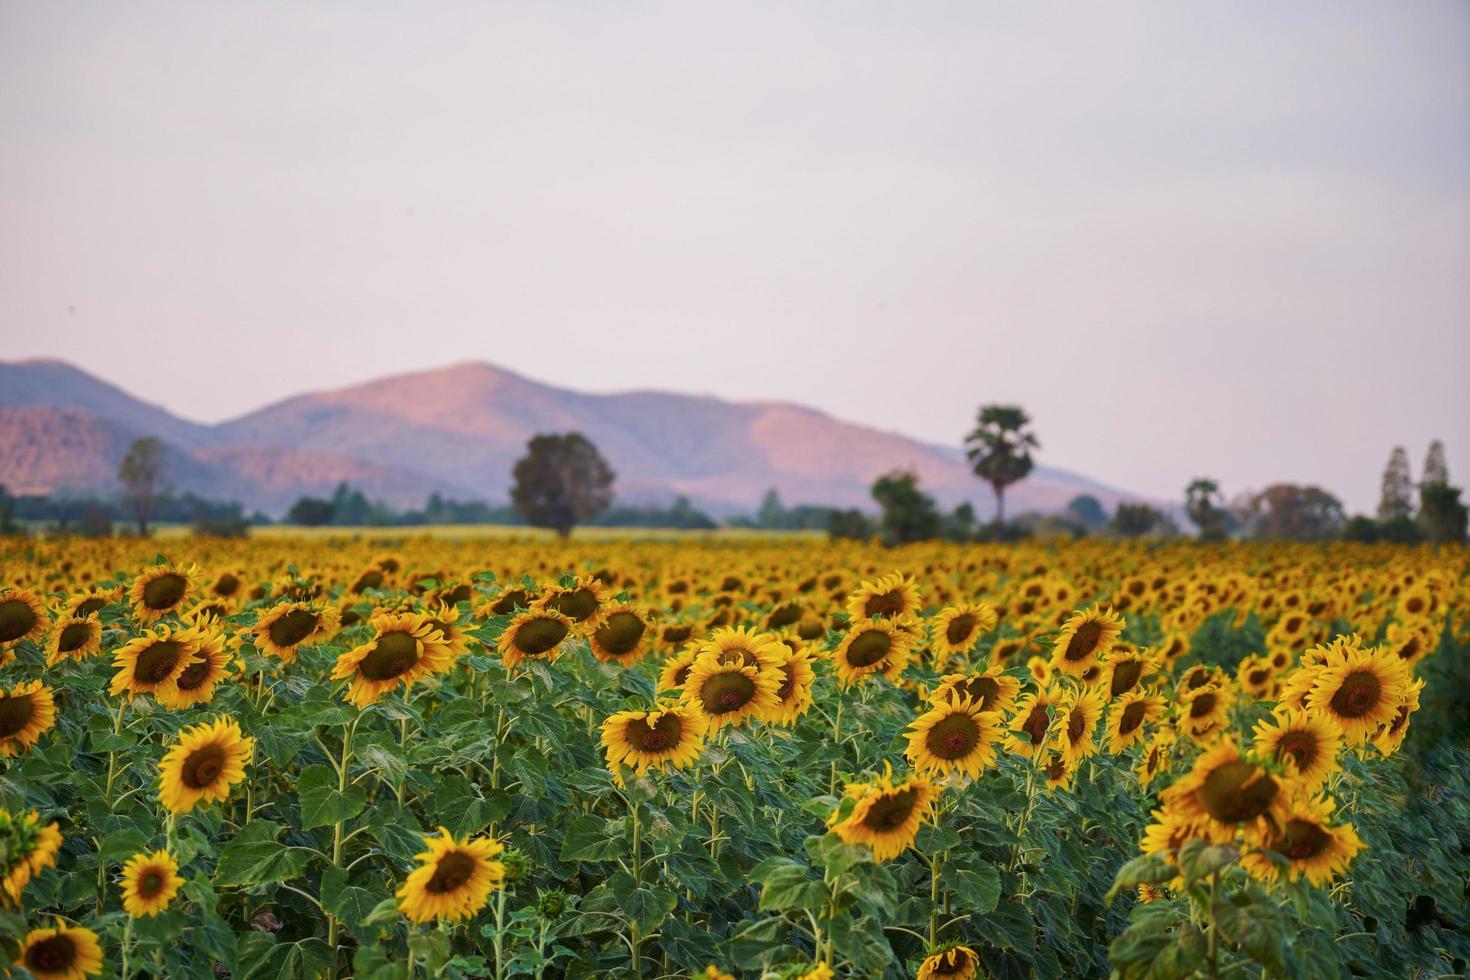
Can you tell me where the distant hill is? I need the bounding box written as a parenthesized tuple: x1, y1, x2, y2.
(0, 358, 1140, 517)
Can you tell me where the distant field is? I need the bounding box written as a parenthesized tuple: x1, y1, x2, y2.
(143, 522, 830, 543)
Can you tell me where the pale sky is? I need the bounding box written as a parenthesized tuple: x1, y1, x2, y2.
(2, 1, 1467, 513)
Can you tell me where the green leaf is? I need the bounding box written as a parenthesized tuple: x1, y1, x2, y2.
(757, 863, 826, 913)
(214, 821, 310, 887)
(298, 764, 368, 830)
(951, 863, 1001, 914)
(1212, 896, 1287, 975)
(559, 814, 626, 862)
(321, 865, 383, 930)
(1176, 840, 1238, 884)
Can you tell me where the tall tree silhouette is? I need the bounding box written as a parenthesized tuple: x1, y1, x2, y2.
(510, 433, 615, 538)
(1377, 447, 1414, 521)
(964, 405, 1038, 527)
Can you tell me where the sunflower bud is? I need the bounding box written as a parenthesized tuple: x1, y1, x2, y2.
(536, 888, 568, 920)
(500, 847, 531, 883)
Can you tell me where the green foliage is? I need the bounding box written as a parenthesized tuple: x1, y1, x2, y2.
(509, 432, 616, 537)
(964, 404, 1039, 525)
(870, 469, 941, 546)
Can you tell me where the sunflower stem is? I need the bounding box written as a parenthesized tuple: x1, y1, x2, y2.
(492, 883, 508, 980)
(629, 798, 643, 977)
(1206, 869, 1220, 979)
(326, 716, 357, 980)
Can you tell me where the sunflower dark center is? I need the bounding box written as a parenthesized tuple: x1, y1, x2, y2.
(717, 646, 757, 667)
(1045, 755, 1067, 780)
(269, 609, 320, 648)
(1109, 659, 1144, 697)
(767, 604, 802, 629)
(0, 599, 38, 642)
(175, 656, 212, 691)
(138, 869, 165, 898)
(1198, 760, 1279, 823)
(360, 631, 421, 681)
(548, 588, 597, 621)
(860, 788, 918, 831)
(1064, 621, 1103, 662)
(776, 664, 797, 702)
(76, 597, 108, 617)
(1248, 669, 1270, 686)
(626, 713, 683, 753)
(352, 570, 384, 594)
(1397, 637, 1419, 660)
(426, 851, 477, 894)
(662, 625, 692, 644)
(845, 630, 892, 668)
(142, 574, 188, 610)
(926, 713, 980, 759)
(931, 949, 974, 975)
(797, 618, 825, 641)
(1067, 707, 1087, 742)
(182, 744, 227, 789)
(492, 589, 529, 615)
(441, 584, 472, 606)
(1189, 693, 1218, 719)
(136, 640, 186, 684)
(1330, 671, 1382, 718)
(701, 672, 757, 714)
(1275, 731, 1318, 770)
(214, 573, 240, 596)
(1185, 670, 1213, 690)
(26, 934, 75, 973)
(1118, 700, 1146, 735)
(1280, 819, 1331, 860)
(58, 622, 92, 653)
(959, 676, 1000, 711)
(512, 617, 569, 657)
(945, 614, 979, 646)
(863, 590, 905, 618)
(1022, 704, 1050, 745)
(0, 695, 36, 738)
(671, 663, 692, 686)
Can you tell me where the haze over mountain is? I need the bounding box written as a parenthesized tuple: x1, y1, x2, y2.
(0, 358, 1138, 518)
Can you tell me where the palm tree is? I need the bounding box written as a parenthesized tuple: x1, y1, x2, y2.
(964, 405, 1038, 527)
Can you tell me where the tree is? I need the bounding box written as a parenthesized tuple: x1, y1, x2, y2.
(1185, 478, 1230, 541)
(943, 502, 978, 542)
(1065, 494, 1107, 531)
(117, 437, 169, 536)
(869, 470, 941, 546)
(964, 405, 1038, 527)
(1377, 447, 1414, 522)
(828, 508, 872, 541)
(510, 433, 615, 537)
(0, 485, 16, 536)
(1418, 481, 1468, 545)
(1243, 484, 1344, 540)
(1422, 440, 1449, 486)
(756, 489, 786, 529)
(1111, 502, 1167, 538)
(287, 496, 336, 526)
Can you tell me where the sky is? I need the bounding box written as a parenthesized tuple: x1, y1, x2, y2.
(1, 1, 1467, 514)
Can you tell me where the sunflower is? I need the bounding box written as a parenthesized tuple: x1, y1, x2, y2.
(1252, 709, 1342, 789)
(1105, 690, 1165, 753)
(681, 656, 781, 730)
(333, 611, 455, 706)
(657, 648, 699, 692)
(832, 618, 914, 686)
(1177, 683, 1230, 742)
(120, 849, 185, 917)
(600, 702, 707, 780)
(845, 573, 923, 621)
(496, 609, 574, 670)
(1159, 740, 1290, 844)
(1372, 676, 1424, 756)
(109, 624, 200, 699)
(656, 621, 697, 653)
(1004, 686, 1061, 759)
(0, 680, 57, 757)
(156, 626, 233, 709)
(766, 647, 817, 725)
(1050, 605, 1125, 677)
(1140, 806, 1206, 859)
(0, 809, 63, 905)
(1235, 653, 1277, 700)
(1100, 646, 1156, 700)
(1039, 749, 1076, 793)
(1380, 621, 1433, 666)
(17, 920, 103, 980)
(534, 576, 609, 629)
(929, 603, 998, 664)
(1025, 655, 1051, 685)
(207, 568, 246, 601)
(1275, 664, 1321, 713)
(0, 587, 47, 646)
(930, 667, 1021, 715)
(917, 944, 981, 980)
(1136, 729, 1175, 792)
(62, 587, 120, 621)
(46, 613, 103, 666)
(130, 562, 197, 623)
(422, 601, 474, 658)
(1305, 641, 1412, 745)
(1056, 687, 1104, 765)
(157, 716, 254, 814)
(1242, 797, 1364, 886)
(1156, 631, 1189, 667)
(828, 767, 938, 861)
(905, 696, 1003, 779)
(589, 604, 652, 666)
(697, 625, 786, 674)
(396, 827, 505, 924)
(252, 602, 340, 663)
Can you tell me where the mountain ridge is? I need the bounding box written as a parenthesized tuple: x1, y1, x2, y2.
(0, 358, 1140, 518)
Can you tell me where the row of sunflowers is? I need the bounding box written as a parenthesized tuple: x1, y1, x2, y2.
(0, 536, 1466, 978)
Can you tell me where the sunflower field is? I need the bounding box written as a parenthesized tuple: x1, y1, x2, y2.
(0, 535, 1467, 979)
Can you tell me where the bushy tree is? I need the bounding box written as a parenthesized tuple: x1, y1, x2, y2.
(870, 470, 941, 546)
(1065, 494, 1107, 531)
(117, 436, 169, 536)
(1185, 478, 1230, 541)
(287, 496, 335, 526)
(1244, 484, 1344, 540)
(1111, 502, 1170, 538)
(1378, 447, 1415, 522)
(510, 433, 615, 537)
(1418, 481, 1468, 545)
(943, 502, 978, 542)
(964, 405, 1038, 526)
(827, 508, 872, 541)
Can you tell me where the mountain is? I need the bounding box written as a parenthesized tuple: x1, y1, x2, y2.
(0, 358, 1140, 518)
